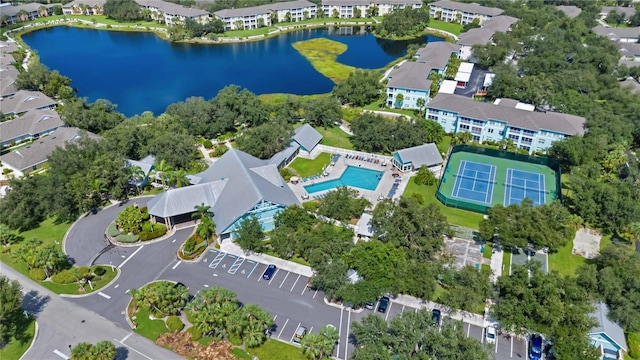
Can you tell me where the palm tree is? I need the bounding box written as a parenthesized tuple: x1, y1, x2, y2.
(167, 169, 189, 188)
(126, 165, 146, 192)
(395, 93, 404, 108)
(192, 203, 213, 223)
(197, 217, 217, 244)
(38, 6, 48, 17)
(416, 97, 426, 117)
(301, 333, 326, 360)
(17, 10, 29, 22)
(90, 340, 117, 360)
(70, 342, 93, 360)
(1, 15, 10, 26)
(150, 159, 171, 188)
(90, 178, 108, 201)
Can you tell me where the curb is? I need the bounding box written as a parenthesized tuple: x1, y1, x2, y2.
(106, 224, 181, 248)
(18, 319, 38, 360)
(322, 297, 364, 313)
(176, 229, 206, 264)
(58, 267, 121, 299)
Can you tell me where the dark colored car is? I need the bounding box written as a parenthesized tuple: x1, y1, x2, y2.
(529, 335, 543, 360)
(262, 264, 277, 280)
(431, 309, 442, 326)
(377, 296, 390, 313)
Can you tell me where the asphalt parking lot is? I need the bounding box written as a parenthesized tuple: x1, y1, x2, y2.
(454, 67, 491, 98)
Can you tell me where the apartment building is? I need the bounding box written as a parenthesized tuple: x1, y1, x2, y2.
(426, 94, 586, 153)
(136, 0, 211, 26)
(321, 0, 422, 19)
(215, 0, 316, 30)
(62, 0, 106, 16)
(429, 0, 502, 25)
(0, 3, 56, 24)
(457, 15, 518, 60)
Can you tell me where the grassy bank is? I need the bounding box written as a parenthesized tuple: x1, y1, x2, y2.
(292, 38, 355, 83)
(0, 317, 35, 360)
(427, 19, 463, 36)
(317, 126, 354, 149)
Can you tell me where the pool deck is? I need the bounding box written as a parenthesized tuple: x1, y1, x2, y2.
(287, 152, 411, 205)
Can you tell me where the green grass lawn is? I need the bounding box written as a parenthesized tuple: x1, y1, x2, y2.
(247, 339, 304, 360)
(130, 305, 170, 341)
(362, 100, 417, 118)
(17, 218, 70, 250)
(3, 14, 164, 35)
(0, 317, 35, 360)
(427, 19, 463, 36)
(288, 152, 332, 177)
(436, 135, 452, 155)
(317, 126, 354, 150)
(548, 238, 586, 277)
(292, 38, 355, 83)
(258, 93, 328, 105)
(223, 26, 273, 37)
(502, 250, 511, 277)
(231, 347, 253, 360)
(403, 179, 484, 229)
(483, 243, 492, 259)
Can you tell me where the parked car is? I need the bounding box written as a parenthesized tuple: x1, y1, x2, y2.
(529, 335, 543, 360)
(377, 296, 390, 313)
(293, 325, 308, 343)
(431, 309, 441, 326)
(262, 264, 277, 280)
(365, 301, 375, 310)
(485, 326, 496, 344)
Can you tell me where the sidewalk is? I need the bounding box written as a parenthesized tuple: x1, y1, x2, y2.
(489, 246, 504, 284)
(218, 241, 314, 278)
(392, 294, 486, 328)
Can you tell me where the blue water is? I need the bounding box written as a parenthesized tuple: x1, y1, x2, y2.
(304, 166, 383, 194)
(22, 26, 443, 116)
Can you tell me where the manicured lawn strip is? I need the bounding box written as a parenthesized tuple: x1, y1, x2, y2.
(436, 135, 452, 155)
(317, 126, 354, 149)
(224, 26, 274, 37)
(231, 348, 253, 360)
(427, 19, 463, 36)
(600, 234, 612, 250)
(548, 239, 586, 277)
(18, 218, 70, 251)
(483, 243, 492, 259)
(403, 179, 484, 229)
(130, 306, 170, 341)
(2, 15, 165, 34)
(627, 332, 640, 360)
(288, 152, 332, 178)
(362, 100, 417, 118)
(0, 317, 35, 360)
(258, 93, 328, 105)
(292, 38, 355, 83)
(502, 250, 511, 277)
(247, 339, 304, 360)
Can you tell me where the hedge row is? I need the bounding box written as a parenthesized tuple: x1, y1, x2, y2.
(138, 224, 168, 241)
(116, 233, 139, 243)
(107, 221, 121, 237)
(166, 316, 184, 332)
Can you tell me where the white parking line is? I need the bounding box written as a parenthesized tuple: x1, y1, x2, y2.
(172, 261, 182, 270)
(115, 338, 152, 360)
(290, 274, 301, 292)
(268, 269, 280, 285)
(401, 305, 405, 313)
(337, 307, 344, 359)
(279, 271, 290, 288)
(512, 337, 515, 358)
(53, 349, 69, 359)
(118, 246, 143, 269)
(290, 322, 301, 342)
(246, 260, 258, 278)
(495, 334, 499, 353)
(301, 284, 307, 295)
(343, 310, 351, 359)
(273, 315, 277, 321)
(384, 303, 391, 321)
(313, 289, 318, 299)
(98, 291, 111, 299)
(278, 318, 289, 339)
(120, 333, 132, 343)
(467, 323, 471, 337)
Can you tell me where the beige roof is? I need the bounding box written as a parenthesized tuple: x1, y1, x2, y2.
(63, 0, 107, 8)
(415, 42, 461, 71)
(0, 66, 19, 97)
(0, 109, 65, 145)
(0, 90, 56, 116)
(457, 15, 518, 46)
(427, 93, 586, 136)
(430, 0, 502, 16)
(387, 61, 432, 91)
(601, 6, 636, 18)
(0, 127, 100, 172)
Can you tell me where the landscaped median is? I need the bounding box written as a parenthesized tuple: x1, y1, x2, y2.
(106, 205, 168, 245)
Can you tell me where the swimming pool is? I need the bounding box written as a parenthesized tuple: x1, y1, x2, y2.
(303, 166, 383, 194)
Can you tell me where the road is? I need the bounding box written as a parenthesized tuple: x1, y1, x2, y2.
(1, 263, 181, 360)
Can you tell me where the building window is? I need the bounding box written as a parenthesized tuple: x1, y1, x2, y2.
(472, 135, 480, 142)
(459, 124, 470, 131)
(508, 134, 519, 141)
(523, 129, 535, 136)
(521, 137, 532, 144)
(428, 115, 438, 121)
(487, 128, 494, 133)
(471, 126, 482, 135)
(538, 139, 545, 144)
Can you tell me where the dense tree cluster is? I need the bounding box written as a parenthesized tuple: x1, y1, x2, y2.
(70, 340, 117, 360)
(494, 262, 600, 360)
(374, 7, 430, 38)
(103, 0, 142, 21)
(332, 70, 383, 107)
(316, 187, 370, 222)
(0, 276, 24, 343)
(351, 311, 491, 360)
(185, 287, 272, 348)
(235, 121, 292, 159)
(233, 215, 265, 253)
(350, 112, 445, 154)
(15, 59, 75, 100)
(60, 97, 125, 134)
(184, 18, 225, 38)
(479, 199, 576, 252)
(130, 281, 189, 316)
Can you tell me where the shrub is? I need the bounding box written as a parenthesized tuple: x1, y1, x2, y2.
(413, 166, 436, 186)
(142, 222, 153, 233)
(115, 233, 139, 243)
(186, 326, 202, 341)
(138, 224, 167, 241)
(166, 316, 184, 332)
(202, 139, 213, 149)
(279, 167, 294, 181)
(52, 269, 76, 284)
(93, 266, 107, 276)
(302, 201, 318, 212)
(107, 222, 121, 237)
(153, 310, 165, 319)
(227, 333, 242, 346)
(29, 268, 47, 281)
(212, 145, 228, 157)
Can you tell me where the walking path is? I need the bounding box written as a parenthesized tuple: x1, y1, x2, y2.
(489, 246, 504, 284)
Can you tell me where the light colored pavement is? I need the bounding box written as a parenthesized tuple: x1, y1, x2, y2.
(2, 263, 182, 360)
(490, 246, 504, 283)
(219, 241, 314, 278)
(391, 294, 486, 327)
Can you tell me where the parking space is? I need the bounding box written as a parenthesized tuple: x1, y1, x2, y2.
(444, 237, 484, 269)
(454, 67, 491, 97)
(510, 248, 548, 274)
(467, 323, 484, 342)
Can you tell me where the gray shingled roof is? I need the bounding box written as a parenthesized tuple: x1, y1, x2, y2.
(395, 143, 443, 168)
(1, 53, 16, 67)
(556, 5, 582, 19)
(387, 61, 432, 91)
(293, 124, 322, 152)
(0, 127, 100, 172)
(0, 90, 56, 116)
(619, 42, 640, 57)
(621, 78, 640, 94)
(215, 0, 315, 18)
(601, 6, 636, 18)
(593, 26, 640, 41)
(590, 302, 628, 351)
(430, 0, 503, 16)
(0, 41, 19, 54)
(0, 3, 44, 17)
(415, 42, 461, 71)
(457, 15, 517, 46)
(136, 0, 210, 17)
(124, 155, 156, 176)
(0, 66, 19, 97)
(63, 0, 107, 8)
(147, 149, 300, 234)
(0, 109, 64, 145)
(427, 93, 586, 136)
(322, 0, 421, 5)
(269, 142, 300, 167)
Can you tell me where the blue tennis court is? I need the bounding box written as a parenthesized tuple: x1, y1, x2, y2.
(504, 169, 546, 206)
(450, 160, 496, 204)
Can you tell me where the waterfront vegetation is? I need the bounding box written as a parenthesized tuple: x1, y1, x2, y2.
(427, 19, 463, 36)
(292, 38, 355, 83)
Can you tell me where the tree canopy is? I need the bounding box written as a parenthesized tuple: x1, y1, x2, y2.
(374, 7, 430, 38)
(0, 276, 24, 343)
(350, 113, 444, 153)
(332, 70, 383, 107)
(103, 0, 142, 21)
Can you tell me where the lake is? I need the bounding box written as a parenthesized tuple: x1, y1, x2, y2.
(22, 26, 443, 116)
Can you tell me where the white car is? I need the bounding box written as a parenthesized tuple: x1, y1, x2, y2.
(485, 326, 497, 344)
